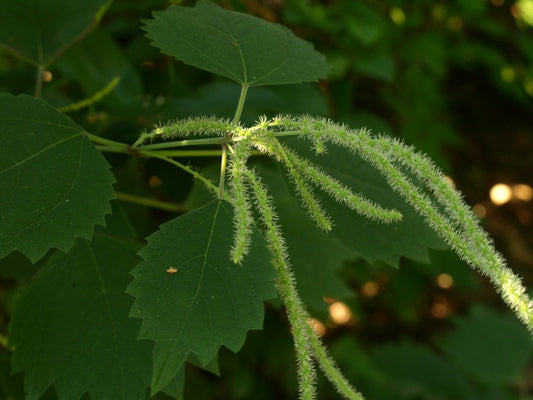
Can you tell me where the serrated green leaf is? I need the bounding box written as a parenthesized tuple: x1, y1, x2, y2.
(0, 0, 109, 65)
(442, 305, 533, 383)
(143, 0, 329, 86)
(0, 94, 115, 262)
(282, 138, 446, 266)
(127, 200, 277, 393)
(8, 211, 152, 400)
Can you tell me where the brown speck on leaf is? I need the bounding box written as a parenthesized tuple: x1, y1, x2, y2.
(166, 267, 178, 275)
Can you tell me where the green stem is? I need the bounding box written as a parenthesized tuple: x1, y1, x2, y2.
(139, 150, 222, 198)
(217, 83, 249, 200)
(139, 137, 226, 151)
(86, 133, 130, 149)
(95, 145, 130, 154)
(34, 64, 44, 97)
(218, 143, 228, 200)
(59, 76, 121, 113)
(233, 84, 249, 124)
(115, 191, 185, 213)
(145, 149, 222, 158)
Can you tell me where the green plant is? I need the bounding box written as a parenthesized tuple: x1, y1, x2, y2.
(0, 1, 532, 399)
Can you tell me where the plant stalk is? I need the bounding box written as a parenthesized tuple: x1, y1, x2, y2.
(34, 64, 44, 98)
(218, 143, 228, 200)
(115, 191, 185, 213)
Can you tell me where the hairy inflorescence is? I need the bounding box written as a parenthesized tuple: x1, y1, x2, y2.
(134, 114, 533, 399)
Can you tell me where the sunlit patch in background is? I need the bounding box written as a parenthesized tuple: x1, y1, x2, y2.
(524, 79, 533, 96)
(490, 183, 513, 205)
(489, 183, 533, 205)
(512, 184, 533, 201)
(361, 281, 380, 298)
(430, 295, 452, 319)
(436, 273, 454, 289)
(389, 7, 406, 26)
(307, 318, 327, 337)
(514, 0, 533, 26)
(328, 301, 356, 326)
(500, 66, 516, 82)
(42, 70, 52, 82)
(443, 175, 456, 188)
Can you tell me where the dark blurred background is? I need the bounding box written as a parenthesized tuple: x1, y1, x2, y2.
(1, 0, 533, 399)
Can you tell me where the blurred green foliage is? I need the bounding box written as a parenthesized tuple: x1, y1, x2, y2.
(1, 0, 532, 399)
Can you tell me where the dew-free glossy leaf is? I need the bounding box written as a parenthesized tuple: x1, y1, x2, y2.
(143, 0, 329, 86)
(442, 305, 533, 383)
(370, 341, 472, 398)
(282, 138, 446, 266)
(127, 200, 277, 393)
(8, 211, 152, 400)
(0, 94, 115, 262)
(0, 0, 109, 65)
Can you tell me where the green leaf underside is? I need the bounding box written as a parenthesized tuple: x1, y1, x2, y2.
(371, 341, 471, 398)
(127, 200, 277, 393)
(143, 0, 329, 87)
(0, 94, 115, 262)
(8, 213, 152, 400)
(283, 138, 446, 266)
(0, 0, 109, 65)
(443, 305, 533, 383)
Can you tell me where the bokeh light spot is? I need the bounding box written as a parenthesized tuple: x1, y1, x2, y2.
(490, 183, 512, 205)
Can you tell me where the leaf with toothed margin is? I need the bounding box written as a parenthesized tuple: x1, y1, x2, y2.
(142, 0, 329, 87)
(8, 205, 152, 400)
(281, 138, 447, 267)
(0, 94, 115, 262)
(127, 200, 277, 393)
(0, 0, 110, 65)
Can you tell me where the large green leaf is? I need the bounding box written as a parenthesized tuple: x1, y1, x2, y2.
(370, 341, 472, 398)
(282, 138, 447, 266)
(127, 200, 277, 393)
(0, 0, 110, 65)
(143, 0, 329, 86)
(442, 305, 533, 383)
(8, 210, 152, 400)
(0, 94, 115, 262)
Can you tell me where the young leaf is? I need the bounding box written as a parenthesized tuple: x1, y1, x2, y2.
(8, 212, 152, 400)
(0, 94, 115, 262)
(0, 0, 109, 65)
(143, 0, 329, 87)
(127, 200, 277, 393)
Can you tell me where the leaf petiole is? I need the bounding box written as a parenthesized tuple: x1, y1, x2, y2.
(115, 191, 185, 213)
(138, 136, 226, 150)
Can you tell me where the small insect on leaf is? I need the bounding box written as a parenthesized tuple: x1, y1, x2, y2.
(166, 267, 178, 275)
